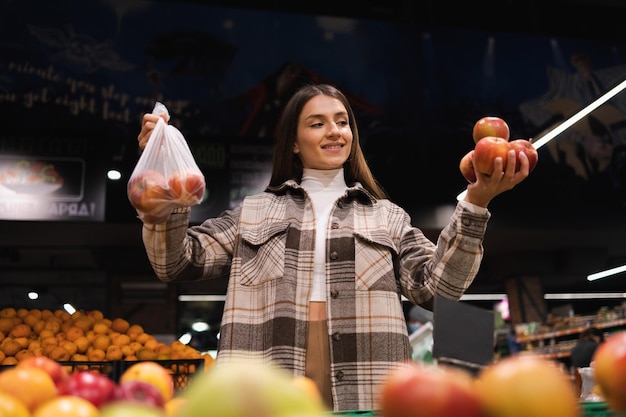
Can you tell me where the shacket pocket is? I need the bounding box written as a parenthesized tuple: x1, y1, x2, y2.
(353, 230, 398, 291)
(239, 221, 290, 286)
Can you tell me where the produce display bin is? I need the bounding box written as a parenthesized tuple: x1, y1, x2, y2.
(2, 358, 205, 392)
(582, 402, 625, 417)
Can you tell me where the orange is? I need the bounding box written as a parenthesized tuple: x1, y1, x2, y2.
(2, 356, 17, 365)
(1, 338, 21, 356)
(14, 349, 35, 362)
(9, 324, 31, 339)
(72, 316, 95, 332)
(53, 309, 70, 321)
(92, 334, 111, 351)
(136, 347, 158, 361)
(111, 318, 130, 334)
(0, 307, 16, 318)
(60, 340, 78, 356)
(0, 367, 56, 412)
(126, 324, 144, 340)
(86, 310, 104, 321)
(64, 326, 85, 342)
(92, 321, 109, 335)
(105, 345, 123, 361)
(0, 317, 14, 334)
(43, 319, 61, 334)
(33, 395, 99, 417)
(48, 346, 71, 362)
(40, 310, 53, 320)
(112, 333, 131, 347)
(74, 336, 90, 354)
(16, 308, 29, 319)
(87, 348, 105, 362)
(13, 337, 29, 349)
(31, 320, 46, 336)
(0, 391, 30, 417)
(0, 350, 5, 363)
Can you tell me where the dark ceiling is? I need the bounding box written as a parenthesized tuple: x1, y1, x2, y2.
(2, 0, 626, 317)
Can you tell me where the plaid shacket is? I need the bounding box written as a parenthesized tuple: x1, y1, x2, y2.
(142, 179, 490, 411)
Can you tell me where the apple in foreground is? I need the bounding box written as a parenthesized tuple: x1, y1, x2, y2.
(181, 359, 328, 417)
(378, 362, 482, 417)
(119, 361, 175, 403)
(113, 380, 165, 409)
(16, 355, 69, 387)
(459, 150, 477, 183)
(100, 401, 167, 417)
(592, 330, 626, 414)
(472, 116, 510, 143)
(472, 136, 511, 175)
(57, 371, 116, 408)
(33, 395, 99, 417)
(475, 354, 580, 417)
(509, 139, 539, 173)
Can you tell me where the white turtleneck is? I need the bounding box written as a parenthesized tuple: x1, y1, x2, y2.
(300, 168, 347, 302)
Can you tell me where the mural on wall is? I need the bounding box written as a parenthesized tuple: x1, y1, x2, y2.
(1, 0, 625, 223)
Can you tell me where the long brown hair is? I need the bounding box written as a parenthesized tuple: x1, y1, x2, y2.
(268, 83, 387, 199)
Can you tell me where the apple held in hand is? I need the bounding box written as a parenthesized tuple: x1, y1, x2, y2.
(473, 136, 511, 175)
(459, 150, 477, 183)
(592, 330, 626, 414)
(378, 362, 483, 417)
(472, 116, 510, 143)
(509, 139, 538, 173)
(57, 371, 117, 408)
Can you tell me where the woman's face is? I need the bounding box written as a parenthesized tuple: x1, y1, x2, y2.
(293, 94, 353, 170)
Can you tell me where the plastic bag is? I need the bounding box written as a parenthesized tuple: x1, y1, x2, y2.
(127, 102, 205, 224)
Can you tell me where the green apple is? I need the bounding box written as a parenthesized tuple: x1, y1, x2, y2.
(180, 359, 328, 417)
(99, 401, 167, 417)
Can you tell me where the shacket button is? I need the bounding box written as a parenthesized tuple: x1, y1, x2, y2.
(332, 332, 341, 341)
(462, 218, 472, 226)
(330, 290, 339, 298)
(329, 252, 338, 260)
(331, 222, 339, 229)
(335, 370, 344, 381)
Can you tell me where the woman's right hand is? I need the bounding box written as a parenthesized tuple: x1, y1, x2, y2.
(137, 113, 168, 150)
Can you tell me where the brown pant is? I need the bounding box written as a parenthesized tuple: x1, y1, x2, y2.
(305, 319, 333, 410)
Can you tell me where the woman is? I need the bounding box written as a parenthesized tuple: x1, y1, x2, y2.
(136, 83, 530, 411)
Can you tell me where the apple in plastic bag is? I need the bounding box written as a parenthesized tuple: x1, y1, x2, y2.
(168, 172, 205, 206)
(128, 170, 170, 214)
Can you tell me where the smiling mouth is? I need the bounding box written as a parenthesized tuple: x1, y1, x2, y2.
(322, 144, 343, 149)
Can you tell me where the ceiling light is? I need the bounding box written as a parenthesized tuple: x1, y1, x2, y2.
(587, 265, 626, 281)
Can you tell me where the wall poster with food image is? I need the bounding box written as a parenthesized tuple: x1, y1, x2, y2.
(0, 155, 105, 221)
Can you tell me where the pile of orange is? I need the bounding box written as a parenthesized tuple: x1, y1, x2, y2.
(0, 307, 213, 375)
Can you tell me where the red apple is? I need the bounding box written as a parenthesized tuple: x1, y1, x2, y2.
(16, 355, 69, 388)
(57, 371, 116, 408)
(509, 138, 539, 173)
(459, 150, 477, 183)
(168, 171, 205, 206)
(592, 330, 626, 414)
(472, 116, 510, 143)
(112, 380, 165, 409)
(378, 362, 483, 417)
(127, 170, 170, 214)
(473, 136, 511, 175)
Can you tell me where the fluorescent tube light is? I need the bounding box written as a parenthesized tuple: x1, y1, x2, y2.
(587, 265, 626, 281)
